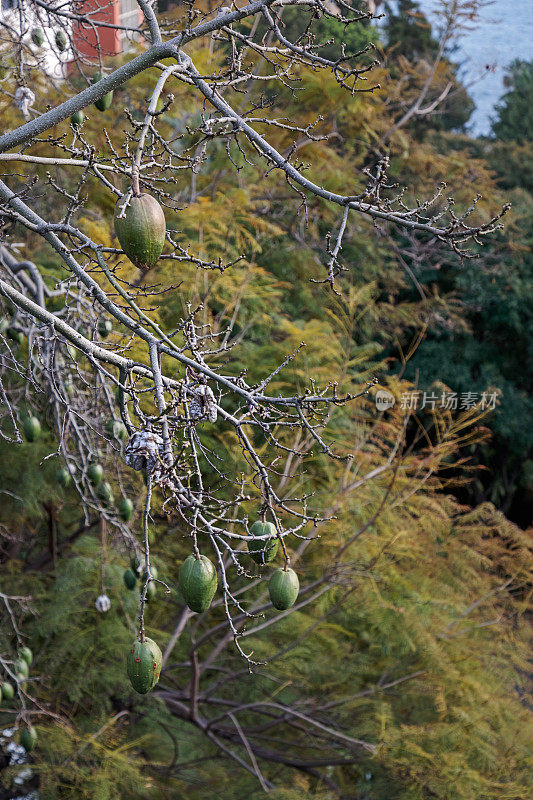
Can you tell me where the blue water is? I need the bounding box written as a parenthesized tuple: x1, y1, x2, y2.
(416, 0, 533, 136)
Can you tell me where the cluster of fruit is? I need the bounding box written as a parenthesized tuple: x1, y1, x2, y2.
(174, 522, 300, 616)
(20, 414, 134, 519)
(0, 645, 33, 699)
(0, 645, 38, 752)
(85, 459, 133, 520)
(30, 27, 67, 52)
(247, 520, 300, 611)
(70, 71, 115, 127)
(123, 558, 158, 602)
(125, 521, 300, 694)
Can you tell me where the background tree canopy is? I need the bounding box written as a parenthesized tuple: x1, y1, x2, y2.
(0, 2, 531, 799)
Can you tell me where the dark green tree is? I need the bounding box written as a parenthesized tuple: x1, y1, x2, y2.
(492, 59, 533, 142)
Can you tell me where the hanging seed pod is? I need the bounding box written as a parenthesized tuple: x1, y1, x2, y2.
(188, 394, 203, 421)
(114, 193, 166, 271)
(125, 428, 166, 480)
(55, 29, 68, 52)
(186, 383, 218, 423)
(70, 110, 84, 127)
(95, 594, 111, 613)
(31, 28, 44, 47)
(14, 659, 29, 678)
(118, 497, 134, 522)
(20, 726, 37, 752)
(87, 463, 104, 486)
(268, 567, 299, 611)
(23, 416, 41, 442)
(127, 637, 162, 694)
(125, 429, 164, 471)
(145, 581, 156, 602)
(96, 481, 114, 505)
(248, 520, 279, 565)
(18, 647, 33, 667)
(56, 468, 71, 488)
(1, 681, 14, 700)
(204, 387, 218, 423)
(178, 554, 217, 613)
(123, 569, 137, 590)
(92, 72, 113, 111)
(106, 418, 128, 442)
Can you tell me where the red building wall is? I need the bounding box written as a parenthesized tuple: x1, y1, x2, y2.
(71, 0, 122, 60)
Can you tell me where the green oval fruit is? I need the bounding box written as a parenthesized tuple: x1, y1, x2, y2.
(31, 28, 44, 47)
(1, 681, 14, 700)
(14, 659, 29, 678)
(92, 73, 113, 111)
(106, 418, 128, 442)
(18, 646, 33, 666)
(268, 567, 299, 611)
(123, 568, 137, 590)
(23, 416, 41, 442)
(114, 193, 166, 271)
(20, 726, 37, 752)
(127, 637, 162, 694)
(130, 555, 141, 574)
(248, 520, 279, 565)
(87, 463, 103, 486)
(7, 326, 24, 343)
(118, 497, 133, 522)
(96, 481, 114, 505)
(145, 581, 156, 602)
(178, 554, 217, 613)
(71, 110, 84, 127)
(56, 467, 71, 488)
(95, 94, 113, 112)
(16, 673, 27, 685)
(55, 29, 68, 51)
(98, 318, 112, 338)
